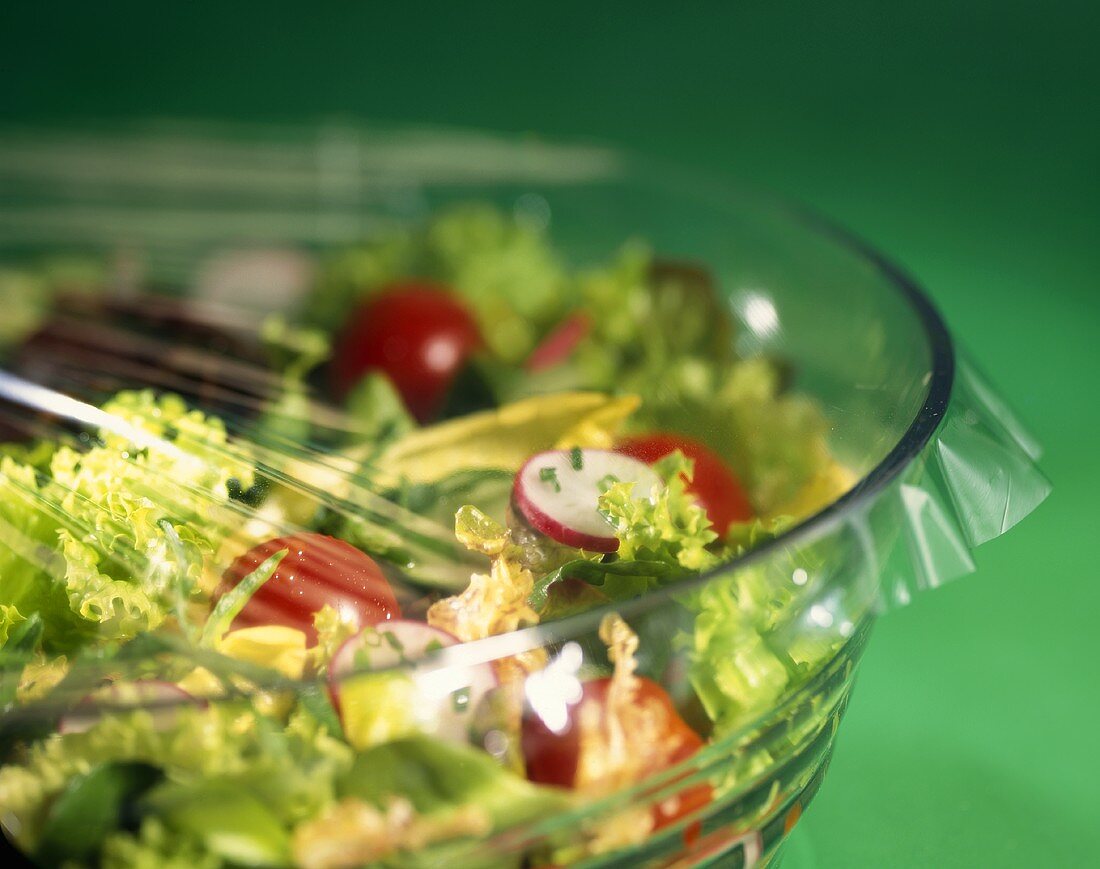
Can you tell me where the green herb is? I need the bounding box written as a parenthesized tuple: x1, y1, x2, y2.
(199, 549, 287, 646)
(539, 466, 561, 493)
(298, 683, 344, 736)
(597, 473, 620, 492)
(569, 446, 583, 471)
(451, 686, 471, 713)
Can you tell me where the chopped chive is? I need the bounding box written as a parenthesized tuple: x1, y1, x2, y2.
(597, 473, 620, 492)
(200, 548, 286, 645)
(569, 446, 584, 471)
(452, 686, 472, 712)
(424, 638, 444, 653)
(539, 466, 561, 493)
(382, 631, 405, 653)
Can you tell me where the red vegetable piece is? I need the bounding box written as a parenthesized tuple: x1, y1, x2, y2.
(616, 433, 754, 534)
(218, 533, 399, 644)
(521, 676, 711, 830)
(525, 312, 591, 372)
(332, 281, 482, 422)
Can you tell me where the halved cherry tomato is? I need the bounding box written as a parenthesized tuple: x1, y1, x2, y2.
(332, 281, 482, 422)
(616, 433, 754, 534)
(218, 533, 399, 644)
(521, 676, 712, 830)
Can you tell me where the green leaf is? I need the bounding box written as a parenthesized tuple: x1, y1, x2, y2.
(0, 611, 44, 709)
(393, 468, 514, 526)
(598, 451, 721, 571)
(35, 762, 163, 865)
(529, 558, 689, 613)
(1, 610, 41, 655)
(0, 456, 85, 651)
(200, 549, 287, 646)
(0, 390, 259, 653)
(141, 779, 291, 867)
(297, 683, 343, 737)
(0, 604, 25, 647)
(344, 371, 416, 448)
(339, 737, 570, 833)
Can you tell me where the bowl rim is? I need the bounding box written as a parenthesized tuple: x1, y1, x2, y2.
(0, 124, 956, 686)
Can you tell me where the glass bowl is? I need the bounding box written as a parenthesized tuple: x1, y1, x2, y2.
(0, 123, 1049, 868)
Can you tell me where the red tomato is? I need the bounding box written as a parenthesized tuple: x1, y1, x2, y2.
(332, 281, 482, 422)
(616, 433, 754, 534)
(521, 676, 712, 830)
(218, 533, 399, 644)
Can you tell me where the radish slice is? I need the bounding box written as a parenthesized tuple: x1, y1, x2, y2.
(513, 449, 662, 552)
(329, 620, 497, 746)
(59, 681, 202, 735)
(526, 313, 591, 372)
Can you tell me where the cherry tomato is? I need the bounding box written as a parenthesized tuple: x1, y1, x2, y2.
(616, 433, 754, 534)
(218, 533, 399, 644)
(521, 676, 712, 830)
(332, 281, 482, 422)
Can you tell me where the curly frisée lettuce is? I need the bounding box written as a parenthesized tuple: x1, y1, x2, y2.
(427, 507, 539, 644)
(0, 390, 255, 650)
(598, 452, 721, 572)
(0, 704, 352, 856)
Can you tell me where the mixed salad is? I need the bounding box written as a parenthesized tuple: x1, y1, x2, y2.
(0, 204, 855, 867)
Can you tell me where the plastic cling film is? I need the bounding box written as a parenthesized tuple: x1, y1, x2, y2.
(0, 123, 1051, 869)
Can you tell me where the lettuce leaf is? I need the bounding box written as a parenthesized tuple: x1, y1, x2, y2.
(0, 457, 89, 650)
(34, 761, 163, 866)
(711, 357, 835, 515)
(0, 604, 24, 646)
(529, 558, 689, 615)
(256, 314, 332, 446)
(139, 779, 292, 867)
(56, 531, 165, 640)
(684, 575, 790, 735)
(338, 736, 570, 833)
(0, 704, 352, 851)
(343, 371, 416, 450)
(0, 391, 256, 650)
(682, 515, 852, 737)
(291, 737, 571, 869)
(597, 452, 720, 571)
(561, 247, 836, 516)
(102, 818, 220, 869)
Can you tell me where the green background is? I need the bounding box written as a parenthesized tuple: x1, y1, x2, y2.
(2, 2, 1097, 865)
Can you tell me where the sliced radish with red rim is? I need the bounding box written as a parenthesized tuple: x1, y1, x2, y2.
(513, 448, 662, 552)
(329, 619, 497, 745)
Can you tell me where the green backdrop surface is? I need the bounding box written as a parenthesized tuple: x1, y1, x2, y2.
(2, 2, 1097, 865)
